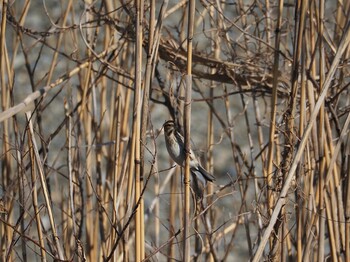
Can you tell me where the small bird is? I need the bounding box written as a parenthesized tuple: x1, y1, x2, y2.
(163, 120, 215, 199)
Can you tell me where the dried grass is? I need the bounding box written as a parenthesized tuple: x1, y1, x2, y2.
(0, 1, 349, 261)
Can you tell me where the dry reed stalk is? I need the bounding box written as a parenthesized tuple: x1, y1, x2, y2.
(65, 97, 77, 258)
(317, 2, 327, 261)
(183, 0, 196, 260)
(1, 1, 349, 261)
(109, 95, 121, 259)
(346, 153, 350, 262)
(27, 118, 46, 261)
(132, 0, 144, 260)
(252, 15, 350, 262)
(140, 0, 167, 260)
(296, 36, 307, 262)
(0, 1, 15, 258)
(203, 5, 220, 262)
(120, 66, 134, 262)
(80, 66, 95, 261)
(265, 0, 284, 222)
(26, 112, 64, 259)
(277, 0, 307, 259)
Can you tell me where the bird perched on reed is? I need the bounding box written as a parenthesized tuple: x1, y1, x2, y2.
(163, 120, 215, 199)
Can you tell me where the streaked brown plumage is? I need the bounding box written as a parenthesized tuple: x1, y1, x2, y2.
(163, 120, 215, 198)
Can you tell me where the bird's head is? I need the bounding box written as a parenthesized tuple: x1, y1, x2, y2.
(163, 120, 175, 135)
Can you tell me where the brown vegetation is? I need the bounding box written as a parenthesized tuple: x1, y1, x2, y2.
(0, 1, 349, 261)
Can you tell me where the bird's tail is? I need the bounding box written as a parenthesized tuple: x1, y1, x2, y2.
(190, 169, 206, 200)
(197, 165, 215, 182)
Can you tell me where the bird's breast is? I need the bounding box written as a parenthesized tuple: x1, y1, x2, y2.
(165, 138, 185, 166)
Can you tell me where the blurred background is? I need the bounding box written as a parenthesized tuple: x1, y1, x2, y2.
(0, 0, 349, 261)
